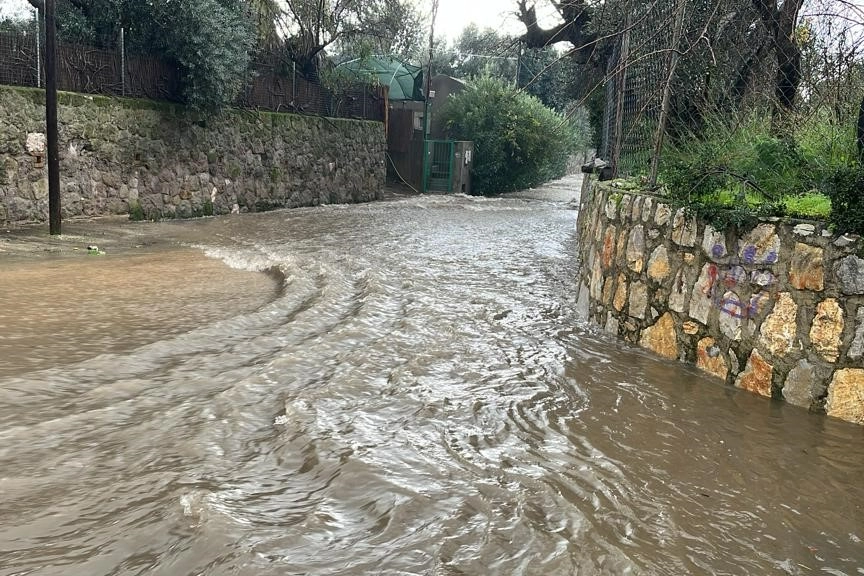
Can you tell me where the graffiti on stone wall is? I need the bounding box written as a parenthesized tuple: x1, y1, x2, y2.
(698, 223, 781, 322)
(700, 263, 773, 321)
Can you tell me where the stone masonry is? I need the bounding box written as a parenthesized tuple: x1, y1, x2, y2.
(577, 179, 864, 425)
(0, 86, 385, 223)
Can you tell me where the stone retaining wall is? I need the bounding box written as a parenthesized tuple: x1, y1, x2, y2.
(576, 178, 864, 425)
(0, 86, 385, 223)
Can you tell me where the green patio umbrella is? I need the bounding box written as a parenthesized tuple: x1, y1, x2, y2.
(337, 56, 425, 101)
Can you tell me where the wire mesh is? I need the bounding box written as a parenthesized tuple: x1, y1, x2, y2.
(600, 0, 679, 177)
(594, 0, 864, 190)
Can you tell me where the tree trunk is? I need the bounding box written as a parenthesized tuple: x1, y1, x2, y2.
(752, 0, 803, 134)
(772, 31, 801, 127)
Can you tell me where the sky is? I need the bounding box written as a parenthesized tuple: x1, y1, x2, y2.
(434, 0, 530, 40)
(0, 0, 538, 40)
(0, 0, 33, 21)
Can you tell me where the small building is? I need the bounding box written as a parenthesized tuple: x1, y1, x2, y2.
(428, 74, 468, 139)
(338, 57, 472, 194)
(387, 73, 472, 193)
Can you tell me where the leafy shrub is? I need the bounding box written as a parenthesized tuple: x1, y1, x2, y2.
(128, 199, 145, 221)
(826, 167, 864, 235)
(661, 117, 811, 201)
(158, 0, 254, 112)
(441, 77, 583, 195)
(660, 114, 853, 227)
(782, 192, 832, 220)
(52, 0, 253, 112)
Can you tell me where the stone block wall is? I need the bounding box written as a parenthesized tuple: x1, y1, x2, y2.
(0, 86, 385, 223)
(576, 178, 864, 425)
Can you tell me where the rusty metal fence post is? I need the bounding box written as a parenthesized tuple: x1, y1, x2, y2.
(648, 0, 687, 187)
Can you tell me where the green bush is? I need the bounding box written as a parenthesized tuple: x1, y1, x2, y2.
(660, 114, 852, 227)
(128, 200, 145, 221)
(160, 0, 254, 112)
(53, 0, 253, 112)
(441, 77, 582, 195)
(826, 167, 864, 235)
(661, 117, 811, 201)
(783, 192, 832, 220)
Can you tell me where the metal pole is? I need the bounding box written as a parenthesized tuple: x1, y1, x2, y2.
(514, 47, 521, 88)
(45, 0, 61, 235)
(120, 27, 125, 97)
(35, 8, 41, 88)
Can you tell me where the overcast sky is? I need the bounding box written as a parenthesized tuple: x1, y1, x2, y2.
(0, 0, 534, 40)
(435, 0, 529, 39)
(0, 0, 33, 21)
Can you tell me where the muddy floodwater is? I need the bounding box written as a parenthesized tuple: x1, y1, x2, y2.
(1, 177, 862, 575)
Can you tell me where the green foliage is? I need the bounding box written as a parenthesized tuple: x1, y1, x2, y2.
(281, 0, 422, 77)
(0, 15, 34, 35)
(826, 167, 864, 235)
(331, 0, 424, 62)
(156, 0, 253, 112)
(426, 25, 579, 113)
(441, 76, 582, 195)
(680, 198, 781, 230)
(319, 64, 373, 117)
(51, 0, 253, 111)
(128, 199, 145, 221)
(783, 193, 832, 220)
(585, 89, 606, 152)
(661, 117, 811, 200)
(796, 111, 860, 185)
(660, 113, 853, 227)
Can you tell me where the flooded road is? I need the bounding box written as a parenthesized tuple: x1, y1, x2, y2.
(1, 176, 862, 575)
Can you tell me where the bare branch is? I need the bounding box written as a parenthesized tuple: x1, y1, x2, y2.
(516, 0, 597, 62)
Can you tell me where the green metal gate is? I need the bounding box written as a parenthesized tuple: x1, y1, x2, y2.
(423, 140, 455, 193)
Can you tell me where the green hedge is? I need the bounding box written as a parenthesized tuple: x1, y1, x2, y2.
(441, 77, 582, 195)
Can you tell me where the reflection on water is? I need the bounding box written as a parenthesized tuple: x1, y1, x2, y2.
(0, 176, 862, 576)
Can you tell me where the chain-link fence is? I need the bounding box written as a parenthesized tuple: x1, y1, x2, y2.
(0, 14, 385, 122)
(592, 0, 864, 193)
(598, 0, 678, 177)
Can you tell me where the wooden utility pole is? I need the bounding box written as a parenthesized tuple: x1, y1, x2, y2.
(45, 0, 61, 235)
(421, 0, 439, 194)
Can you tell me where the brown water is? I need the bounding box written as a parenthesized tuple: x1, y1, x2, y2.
(1, 176, 862, 575)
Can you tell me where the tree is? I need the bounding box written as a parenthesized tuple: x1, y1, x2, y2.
(278, 0, 423, 78)
(516, 0, 597, 63)
(518, 47, 581, 111)
(450, 24, 519, 80)
(157, 0, 254, 111)
(25, 0, 254, 111)
(427, 24, 578, 112)
(441, 76, 582, 194)
(0, 14, 34, 34)
(751, 0, 805, 129)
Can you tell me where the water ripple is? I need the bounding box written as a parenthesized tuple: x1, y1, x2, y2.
(1, 177, 863, 575)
